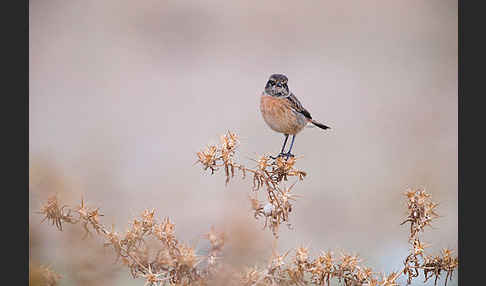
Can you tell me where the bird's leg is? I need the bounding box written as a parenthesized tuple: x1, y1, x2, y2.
(280, 134, 289, 154)
(282, 135, 296, 159)
(270, 134, 289, 159)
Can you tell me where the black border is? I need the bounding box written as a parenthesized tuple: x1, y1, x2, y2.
(14, 0, 29, 284)
(3, 0, 29, 283)
(24, 0, 29, 284)
(459, 0, 483, 284)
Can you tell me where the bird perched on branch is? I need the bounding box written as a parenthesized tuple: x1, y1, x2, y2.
(260, 74, 330, 159)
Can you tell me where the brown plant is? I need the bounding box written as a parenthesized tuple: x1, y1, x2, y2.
(29, 262, 61, 286)
(196, 131, 306, 237)
(35, 132, 458, 286)
(37, 195, 225, 285)
(401, 188, 458, 286)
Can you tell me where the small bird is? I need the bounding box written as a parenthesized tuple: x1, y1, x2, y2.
(260, 74, 330, 159)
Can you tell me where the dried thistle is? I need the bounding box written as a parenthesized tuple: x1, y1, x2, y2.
(36, 133, 458, 286)
(196, 131, 306, 237)
(401, 188, 439, 241)
(401, 188, 458, 286)
(37, 196, 226, 286)
(30, 263, 61, 286)
(36, 187, 458, 286)
(38, 195, 75, 231)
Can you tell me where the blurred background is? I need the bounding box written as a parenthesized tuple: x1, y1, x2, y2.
(29, 0, 457, 285)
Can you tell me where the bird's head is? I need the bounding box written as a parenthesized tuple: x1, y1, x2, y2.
(265, 74, 289, 97)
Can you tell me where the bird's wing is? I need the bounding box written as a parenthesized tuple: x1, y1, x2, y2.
(286, 93, 312, 120)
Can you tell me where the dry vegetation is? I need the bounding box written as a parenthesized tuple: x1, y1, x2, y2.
(33, 132, 458, 286)
(29, 263, 61, 286)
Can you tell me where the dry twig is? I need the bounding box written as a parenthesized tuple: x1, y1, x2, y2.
(36, 132, 458, 286)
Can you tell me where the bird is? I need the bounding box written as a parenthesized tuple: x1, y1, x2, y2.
(260, 74, 330, 159)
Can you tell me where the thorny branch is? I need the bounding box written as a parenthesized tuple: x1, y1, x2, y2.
(196, 131, 306, 237)
(38, 196, 225, 285)
(36, 132, 458, 286)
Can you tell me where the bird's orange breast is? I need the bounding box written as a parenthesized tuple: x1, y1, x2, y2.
(260, 94, 307, 135)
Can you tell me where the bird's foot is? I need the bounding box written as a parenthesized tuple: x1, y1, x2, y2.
(269, 153, 283, 160)
(270, 152, 295, 160)
(282, 152, 295, 160)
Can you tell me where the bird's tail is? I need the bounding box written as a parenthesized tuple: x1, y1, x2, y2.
(310, 120, 331, 130)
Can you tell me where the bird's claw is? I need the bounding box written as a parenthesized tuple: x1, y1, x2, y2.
(269, 154, 280, 159)
(270, 152, 295, 160)
(283, 152, 295, 159)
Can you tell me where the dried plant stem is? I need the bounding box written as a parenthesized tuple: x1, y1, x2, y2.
(36, 132, 458, 286)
